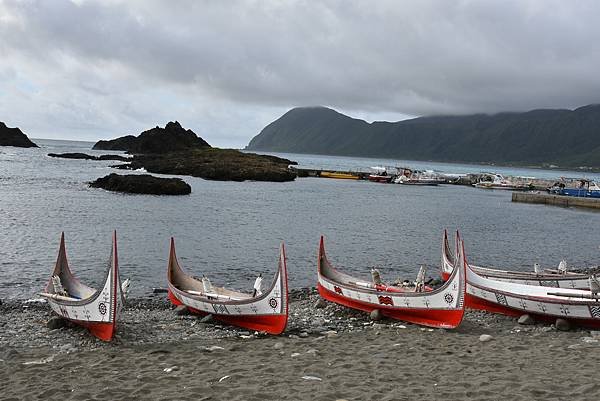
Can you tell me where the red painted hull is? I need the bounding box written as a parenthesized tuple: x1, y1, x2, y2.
(168, 290, 287, 335)
(318, 284, 464, 329)
(465, 293, 600, 329)
(68, 320, 117, 342)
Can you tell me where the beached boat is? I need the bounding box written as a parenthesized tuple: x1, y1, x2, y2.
(317, 236, 466, 329)
(167, 238, 288, 335)
(461, 239, 600, 328)
(320, 171, 359, 180)
(473, 173, 530, 190)
(39, 232, 126, 341)
(441, 230, 591, 289)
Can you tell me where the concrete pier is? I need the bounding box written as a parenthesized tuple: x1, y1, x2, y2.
(512, 192, 600, 210)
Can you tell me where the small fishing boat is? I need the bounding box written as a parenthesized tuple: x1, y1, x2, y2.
(167, 238, 288, 335)
(367, 166, 393, 183)
(393, 167, 441, 186)
(39, 232, 126, 341)
(461, 239, 600, 328)
(320, 171, 359, 180)
(556, 179, 600, 198)
(316, 236, 466, 329)
(473, 173, 530, 190)
(441, 230, 591, 289)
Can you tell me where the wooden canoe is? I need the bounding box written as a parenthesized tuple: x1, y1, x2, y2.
(461, 239, 600, 328)
(441, 229, 590, 289)
(317, 236, 466, 329)
(40, 231, 125, 341)
(167, 238, 288, 335)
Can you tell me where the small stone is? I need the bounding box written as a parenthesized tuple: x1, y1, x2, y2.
(370, 309, 383, 321)
(479, 334, 493, 342)
(273, 342, 284, 350)
(47, 316, 66, 330)
(239, 331, 251, 336)
(581, 337, 599, 344)
(201, 345, 224, 352)
(518, 314, 535, 325)
(174, 305, 189, 316)
(314, 299, 327, 309)
(199, 314, 213, 323)
(299, 332, 309, 338)
(163, 365, 179, 373)
(555, 318, 571, 331)
(291, 352, 301, 357)
(590, 330, 600, 338)
(306, 348, 318, 355)
(301, 375, 322, 381)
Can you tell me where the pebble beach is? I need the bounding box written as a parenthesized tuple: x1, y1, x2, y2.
(2, 289, 600, 401)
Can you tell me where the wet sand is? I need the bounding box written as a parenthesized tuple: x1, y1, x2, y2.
(1, 291, 599, 400)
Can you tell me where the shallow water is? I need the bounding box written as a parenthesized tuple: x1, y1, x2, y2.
(1, 140, 598, 299)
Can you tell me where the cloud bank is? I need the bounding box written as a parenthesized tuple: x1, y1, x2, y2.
(1, 0, 599, 146)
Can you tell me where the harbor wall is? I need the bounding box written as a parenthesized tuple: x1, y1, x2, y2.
(512, 192, 600, 210)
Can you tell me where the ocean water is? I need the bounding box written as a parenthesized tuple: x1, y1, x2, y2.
(1, 139, 598, 299)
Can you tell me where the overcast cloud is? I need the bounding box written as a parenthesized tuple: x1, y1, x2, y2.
(1, 0, 599, 147)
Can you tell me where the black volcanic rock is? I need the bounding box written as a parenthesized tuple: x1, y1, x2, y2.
(89, 173, 191, 195)
(93, 135, 137, 151)
(48, 152, 130, 161)
(0, 122, 38, 148)
(246, 105, 600, 168)
(92, 121, 210, 154)
(128, 149, 296, 182)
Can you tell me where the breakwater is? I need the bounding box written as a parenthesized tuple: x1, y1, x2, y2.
(512, 192, 600, 210)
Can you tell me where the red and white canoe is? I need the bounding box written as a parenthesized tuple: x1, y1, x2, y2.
(39, 232, 125, 341)
(441, 229, 590, 289)
(167, 238, 288, 335)
(317, 236, 466, 329)
(461, 239, 600, 328)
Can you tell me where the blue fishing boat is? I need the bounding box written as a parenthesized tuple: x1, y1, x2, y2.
(558, 179, 600, 198)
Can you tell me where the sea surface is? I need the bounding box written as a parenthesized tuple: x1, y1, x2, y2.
(1, 139, 599, 299)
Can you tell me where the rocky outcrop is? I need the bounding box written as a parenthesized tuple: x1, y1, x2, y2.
(0, 122, 38, 148)
(127, 149, 296, 182)
(92, 121, 210, 154)
(89, 173, 191, 195)
(48, 153, 130, 161)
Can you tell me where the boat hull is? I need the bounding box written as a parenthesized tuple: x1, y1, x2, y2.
(43, 232, 123, 342)
(318, 283, 464, 329)
(167, 240, 289, 335)
(441, 230, 590, 289)
(317, 236, 466, 329)
(461, 240, 600, 329)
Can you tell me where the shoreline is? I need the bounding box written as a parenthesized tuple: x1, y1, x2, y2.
(2, 289, 600, 400)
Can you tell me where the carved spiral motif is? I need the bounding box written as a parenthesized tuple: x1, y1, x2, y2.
(444, 293, 454, 304)
(98, 302, 107, 315)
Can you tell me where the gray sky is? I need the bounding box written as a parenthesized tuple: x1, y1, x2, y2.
(1, 0, 600, 147)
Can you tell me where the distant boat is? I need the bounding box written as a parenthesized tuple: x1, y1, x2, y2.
(393, 168, 440, 185)
(39, 232, 126, 341)
(167, 238, 288, 335)
(367, 166, 393, 183)
(473, 173, 530, 190)
(316, 236, 466, 329)
(555, 179, 600, 198)
(320, 171, 359, 180)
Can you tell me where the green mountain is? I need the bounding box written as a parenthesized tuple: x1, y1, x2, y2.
(246, 105, 600, 168)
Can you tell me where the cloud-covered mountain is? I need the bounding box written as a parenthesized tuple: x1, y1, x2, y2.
(246, 105, 600, 168)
